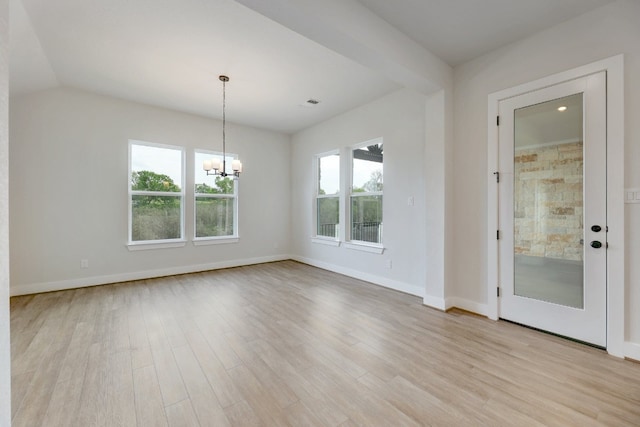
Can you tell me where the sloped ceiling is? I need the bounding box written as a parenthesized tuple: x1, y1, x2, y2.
(9, 0, 616, 133)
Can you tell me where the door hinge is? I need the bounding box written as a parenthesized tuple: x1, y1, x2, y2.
(497, 287, 501, 297)
(493, 171, 500, 183)
(496, 115, 500, 126)
(496, 230, 500, 240)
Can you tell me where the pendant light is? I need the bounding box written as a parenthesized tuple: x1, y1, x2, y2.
(203, 75, 242, 178)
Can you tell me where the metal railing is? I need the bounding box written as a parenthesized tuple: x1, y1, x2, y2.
(351, 221, 382, 243)
(318, 223, 338, 238)
(318, 221, 382, 243)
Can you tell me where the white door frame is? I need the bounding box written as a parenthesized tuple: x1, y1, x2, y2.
(487, 55, 625, 357)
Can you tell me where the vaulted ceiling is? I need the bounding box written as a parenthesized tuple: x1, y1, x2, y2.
(9, 0, 616, 133)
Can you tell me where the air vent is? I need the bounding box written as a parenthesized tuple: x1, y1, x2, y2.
(306, 99, 320, 105)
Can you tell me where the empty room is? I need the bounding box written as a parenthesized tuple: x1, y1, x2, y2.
(1, 0, 640, 425)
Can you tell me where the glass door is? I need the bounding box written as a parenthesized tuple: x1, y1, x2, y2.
(498, 72, 607, 347)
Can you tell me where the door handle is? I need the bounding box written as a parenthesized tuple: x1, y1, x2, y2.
(590, 241, 602, 249)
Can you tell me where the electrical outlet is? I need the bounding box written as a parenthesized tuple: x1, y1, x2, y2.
(625, 188, 640, 204)
(81, 259, 89, 269)
(407, 196, 414, 206)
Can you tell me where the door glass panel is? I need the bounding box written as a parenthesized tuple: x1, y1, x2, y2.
(513, 93, 584, 308)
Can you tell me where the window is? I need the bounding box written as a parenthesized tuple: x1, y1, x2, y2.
(194, 151, 238, 240)
(350, 141, 383, 244)
(316, 153, 340, 239)
(129, 141, 184, 244)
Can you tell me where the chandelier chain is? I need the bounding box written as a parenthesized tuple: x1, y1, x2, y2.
(202, 74, 241, 178)
(222, 76, 226, 161)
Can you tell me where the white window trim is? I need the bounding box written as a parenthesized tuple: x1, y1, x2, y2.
(311, 236, 341, 247)
(194, 149, 239, 241)
(343, 241, 384, 254)
(193, 237, 239, 246)
(313, 150, 340, 242)
(128, 140, 185, 249)
(127, 240, 187, 251)
(347, 137, 384, 248)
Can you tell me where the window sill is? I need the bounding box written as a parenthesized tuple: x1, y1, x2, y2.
(311, 237, 341, 247)
(127, 240, 187, 251)
(193, 237, 239, 246)
(343, 241, 385, 254)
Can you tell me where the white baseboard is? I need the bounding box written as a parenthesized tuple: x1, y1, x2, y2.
(445, 297, 489, 317)
(292, 255, 424, 298)
(10, 255, 291, 296)
(422, 294, 446, 311)
(625, 342, 640, 362)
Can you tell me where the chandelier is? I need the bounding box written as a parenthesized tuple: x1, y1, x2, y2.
(203, 75, 242, 178)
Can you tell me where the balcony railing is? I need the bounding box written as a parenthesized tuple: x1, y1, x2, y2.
(318, 223, 338, 238)
(351, 221, 382, 243)
(318, 221, 382, 243)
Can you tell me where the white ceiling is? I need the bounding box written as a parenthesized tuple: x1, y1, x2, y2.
(9, 0, 616, 134)
(515, 93, 583, 147)
(357, 0, 617, 66)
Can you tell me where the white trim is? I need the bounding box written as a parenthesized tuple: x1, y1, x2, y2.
(487, 90, 500, 320)
(423, 294, 446, 311)
(315, 147, 341, 159)
(292, 255, 423, 297)
(487, 55, 625, 357)
(625, 342, 640, 363)
(347, 137, 384, 244)
(445, 297, 489, 317)
(604, 55, 625, 358)
(194, 149, 239, 240)
(350, 191, 383, 198)
(192, 237, 239, 246)
(195, 193, 235, 199)
(311, 237, 340, 247)
(127, 240, 187, 251)
(313, 151, 341, 240)
(9, 255, 290, 297)
(352, 137, 384, 151)
(129, 139, 186, 244)
(343, 241, 384, 254)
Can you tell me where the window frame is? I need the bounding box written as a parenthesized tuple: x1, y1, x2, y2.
(128, 140, 186, 250)
(347, 138, 384, 251)
(193, 149, 239, 244)
(313, 150, 341, 244)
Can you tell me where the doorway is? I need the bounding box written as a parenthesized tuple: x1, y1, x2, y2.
(486, 56, 625, 354)
(497, 73, 606, 346)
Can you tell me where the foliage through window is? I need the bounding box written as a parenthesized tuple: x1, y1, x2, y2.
(129, 142, 184, 242)
(316, 153, 340, 238)
(350, 142, 383, 244)
(195, 151, 237, 239)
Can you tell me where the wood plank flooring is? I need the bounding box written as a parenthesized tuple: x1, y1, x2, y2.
(10, 260, 640, 426)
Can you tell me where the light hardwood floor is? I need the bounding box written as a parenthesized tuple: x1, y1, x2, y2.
(10, 261, 640, 426)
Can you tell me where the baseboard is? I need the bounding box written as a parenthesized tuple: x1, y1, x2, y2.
(422, 294, 446, 311)
(292, 255, 424, 298)
(445, 297, 489, 317)
(10, 254, 291, 296)
(625, 342, 640, 362)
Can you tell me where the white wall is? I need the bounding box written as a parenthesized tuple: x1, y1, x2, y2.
(9, 87, 291, 295)
(290, 89, 432, 298)
(0, 0, 11, 423)
(452, 0, 640, 350)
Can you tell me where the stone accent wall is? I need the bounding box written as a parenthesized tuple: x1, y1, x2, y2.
(514, 141, 583, 261)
